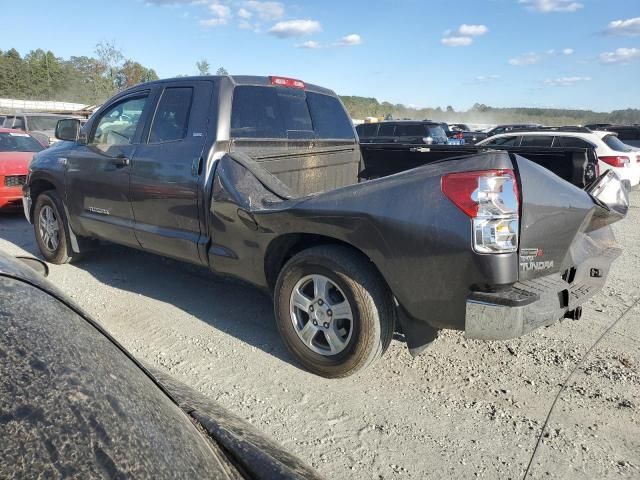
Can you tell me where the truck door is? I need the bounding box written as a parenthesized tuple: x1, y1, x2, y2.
(129, 81, 213, 264)
(65, 91, 151, 247)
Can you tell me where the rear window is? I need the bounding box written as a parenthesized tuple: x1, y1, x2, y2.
(603, 134, 632, 152)
(520, 135, 554, 147)
(231, 86, 316, 139)
(0, 132, 44, 152)
(27, 116, 61, 131)
(377, 124, 395, 136)
(357, 123, 378, 138)
(306, 92, 354, 139)
(395, 124, 425, 137)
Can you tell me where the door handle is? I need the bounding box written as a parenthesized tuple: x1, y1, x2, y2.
(112, 155, 130, 168)
(192, 157, 203, 176)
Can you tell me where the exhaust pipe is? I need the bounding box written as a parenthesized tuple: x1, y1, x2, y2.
(564, 306, 582, 321)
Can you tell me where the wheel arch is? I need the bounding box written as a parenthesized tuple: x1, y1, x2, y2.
(27, 178, 58, 222)
(264, 233, 389, 295)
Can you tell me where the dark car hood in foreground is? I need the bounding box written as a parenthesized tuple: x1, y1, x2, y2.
(0, 252, 322, 479)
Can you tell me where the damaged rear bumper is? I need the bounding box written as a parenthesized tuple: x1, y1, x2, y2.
(464, 246, 621, 340)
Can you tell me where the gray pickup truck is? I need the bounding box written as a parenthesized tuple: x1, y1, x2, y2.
(23, 75, 628, 377)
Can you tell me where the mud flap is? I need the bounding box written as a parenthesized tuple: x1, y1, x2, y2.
(396, 307, 439, 357)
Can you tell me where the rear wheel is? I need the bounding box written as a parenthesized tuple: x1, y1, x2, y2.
(274, 245, 394, 378)
(34, 191, 77, 264)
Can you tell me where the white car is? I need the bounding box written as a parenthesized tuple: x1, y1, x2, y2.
(477, 128, 640, 188)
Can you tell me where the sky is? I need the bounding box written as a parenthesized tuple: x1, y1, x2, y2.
(1, 0, 639, 111)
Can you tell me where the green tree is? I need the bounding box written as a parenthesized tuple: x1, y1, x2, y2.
(196, 60, 210, 75)
(216, 66, 228, 75)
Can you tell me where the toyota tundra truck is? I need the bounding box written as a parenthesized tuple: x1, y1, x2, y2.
(22, 75, 628, 377)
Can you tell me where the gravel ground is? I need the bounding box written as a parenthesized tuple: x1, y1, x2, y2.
(1, 190, 639, 480)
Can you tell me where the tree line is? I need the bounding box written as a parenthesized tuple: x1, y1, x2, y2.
(1, 45, 637, 125)
(0, 42, 160, 105)
(340, 97, 640, 126)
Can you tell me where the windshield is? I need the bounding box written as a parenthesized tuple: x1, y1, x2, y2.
(603, 134, 632, 152)
(27, 116, 63, 131)
(0, 132, 44, 153)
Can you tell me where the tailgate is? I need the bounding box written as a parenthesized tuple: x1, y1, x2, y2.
(515, 155, 627, 282)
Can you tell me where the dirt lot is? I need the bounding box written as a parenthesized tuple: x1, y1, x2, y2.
(1, 191, 639, 480)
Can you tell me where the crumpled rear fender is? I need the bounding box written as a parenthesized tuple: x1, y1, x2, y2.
(208, 151, 518, 353)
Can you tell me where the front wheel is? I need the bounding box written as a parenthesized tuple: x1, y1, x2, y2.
(274, 245, 395, 378)
(34, 191, 77, 264)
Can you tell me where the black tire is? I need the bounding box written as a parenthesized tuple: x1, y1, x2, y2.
(33, 190, 77, 264)
(274, 245, 395, 378)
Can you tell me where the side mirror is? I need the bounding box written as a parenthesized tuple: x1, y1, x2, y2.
(55, 119, 81, 142)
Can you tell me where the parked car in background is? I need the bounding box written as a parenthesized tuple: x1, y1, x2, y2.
(356, 120, 448, 145)
(0, 251, 323, 479)
(476, 127, 640, 189)
(485, 123, 542, 137)
(360, 142, 600, 189)
(2, 113, 78, 147)
(594, 125, 640, 148)
(0, 128, 44, 210)
(441, 122, 488, 145)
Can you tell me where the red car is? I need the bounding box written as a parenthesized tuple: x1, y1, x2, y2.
(0, 128, 44, 210)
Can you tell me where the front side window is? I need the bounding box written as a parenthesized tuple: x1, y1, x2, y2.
(90, 95, 148, 146)
(148, 87, 193, 143)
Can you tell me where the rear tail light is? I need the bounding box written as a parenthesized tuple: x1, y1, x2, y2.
(636, 155, 640, 164)
(441, 169, 519, 253)
(599, 156, 630, 168)
(270, 76, 305, 89)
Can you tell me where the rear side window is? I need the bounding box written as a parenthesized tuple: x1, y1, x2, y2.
(149, 87, 193, 143)
(307, 92, 354, 139)
(395, 124, 425, 137)
(555, 136, 593, 148)
(377, 124, 395, 136)
(520, 135, 554, 147)
(231, 86, 314, 139)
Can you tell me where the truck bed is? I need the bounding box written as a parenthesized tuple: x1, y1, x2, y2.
(359, 144, 599, 189)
